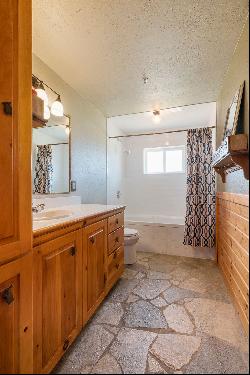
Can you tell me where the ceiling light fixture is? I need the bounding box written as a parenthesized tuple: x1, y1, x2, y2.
(153, 110, 160, 123)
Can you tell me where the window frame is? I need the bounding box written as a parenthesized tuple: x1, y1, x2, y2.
(143, 145, 185, 175)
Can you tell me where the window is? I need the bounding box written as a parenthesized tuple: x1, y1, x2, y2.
(144, 146, 185, 174)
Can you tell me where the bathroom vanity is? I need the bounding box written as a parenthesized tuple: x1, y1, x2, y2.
(32, 204, 125, 373)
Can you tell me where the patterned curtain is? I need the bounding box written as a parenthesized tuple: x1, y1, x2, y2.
(34, 145, 53, 194)
(183, 127, 216, 248)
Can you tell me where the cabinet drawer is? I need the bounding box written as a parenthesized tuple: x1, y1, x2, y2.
(107, 246, 124, 281)
(108, 212, 124, 233)
(108, 227, 124, 255)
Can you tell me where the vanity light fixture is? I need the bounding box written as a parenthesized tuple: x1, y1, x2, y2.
(32, 74, 64, 117)
(153, 110, 160, 123)
(35, 81, 49, 106)
(44, 105, 51, 120)
(51, 95, 64, 117)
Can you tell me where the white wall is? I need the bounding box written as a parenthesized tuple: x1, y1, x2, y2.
(124, 132, 187, 224)
(33, 54, 107, 203)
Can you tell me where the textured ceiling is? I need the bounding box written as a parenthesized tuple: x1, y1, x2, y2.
(108, 102, 216, 135)
(32, 0, 249, 117)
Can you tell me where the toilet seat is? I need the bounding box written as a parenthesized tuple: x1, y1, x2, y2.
(124, 228, 138, 237)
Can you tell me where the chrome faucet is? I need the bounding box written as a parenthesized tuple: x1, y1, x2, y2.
(32, 203, 45, 213)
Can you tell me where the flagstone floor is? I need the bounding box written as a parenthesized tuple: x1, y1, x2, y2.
(54, 252, 249, 374)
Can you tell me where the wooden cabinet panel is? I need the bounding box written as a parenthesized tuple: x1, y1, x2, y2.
(83, 220, 107, 319)
(0, 0, 32, 264)
(33, 231, 82, 374)
(108, 227, 124, 256)
(0, 254, 33, 374)
(108, 212, 124, 234)
(107, 246, 124, 284)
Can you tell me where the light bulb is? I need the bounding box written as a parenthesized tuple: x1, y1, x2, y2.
(44, 105, 50, 120)
(51, 95, 64, 116)
(35, 82, 49, 106)
(153, 110, 160, 123)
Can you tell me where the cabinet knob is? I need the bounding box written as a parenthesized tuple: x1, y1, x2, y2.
(1, 286, 14, 305)
(115, 219, 119, 225)
(70, 247, 76, 256)
(90, 237, 95, 244)
(115, 236, 119, 242)
(63, 339, 69, 351)
(115, 263, 119, 270)
(113, 251, 117, 259)
(2, 102, 12, 116)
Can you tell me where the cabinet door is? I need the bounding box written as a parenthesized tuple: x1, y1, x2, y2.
(33, 231, 82, 374)
(84, 220, 107, 319)
(0, 0, 32, 264)
(0, 254, 33, 374)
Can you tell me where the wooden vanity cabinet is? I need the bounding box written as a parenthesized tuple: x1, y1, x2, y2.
(83, 219, 108, 320)
(33, 230, 83, 374)
(0, 254, 33, 374)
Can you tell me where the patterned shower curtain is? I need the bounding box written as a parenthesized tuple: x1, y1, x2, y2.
(183, 127, 216, 248)
(34, 145, 53, 194)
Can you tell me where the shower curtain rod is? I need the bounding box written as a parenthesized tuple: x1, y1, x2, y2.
(108, 125, 216, 139)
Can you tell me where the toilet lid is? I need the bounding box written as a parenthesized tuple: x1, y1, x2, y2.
(124, 228, 138, 237)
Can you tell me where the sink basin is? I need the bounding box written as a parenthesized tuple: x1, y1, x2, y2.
(33, 209, 73, 221)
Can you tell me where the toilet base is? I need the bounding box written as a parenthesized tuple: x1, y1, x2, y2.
(124, 244, 137, 265)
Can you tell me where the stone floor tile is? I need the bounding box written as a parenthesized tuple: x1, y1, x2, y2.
(93, 302, 124, 326)
(122, 268, 138, 279)
(150, 334, 201, 370)
(147, 353, 167, 374)
(110, 328, 157, 374)
(107, 278, 139, 302)
(151, 296, 168, 308)
(124, 300, 168, 329)
(133, 279, 171, 300)
(135, 271, 146, 279)
(54, 325, 114, 373)
(180, 277, 207, 293)
(185, 335, 249, 374)
(148, 260, 176, 274)
(163, 286, 200, 304)
(90, 353, 122, 374)
(185, 298, 246, 347)
(163, 304, 194, 334)
(101, 324, 120, 335)
(126, 293, 140, 303)
(147, 270, 171, 280)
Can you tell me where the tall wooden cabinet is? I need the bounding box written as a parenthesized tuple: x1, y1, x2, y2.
(0, 0, 32, 373)
(0, 0, 32, 265)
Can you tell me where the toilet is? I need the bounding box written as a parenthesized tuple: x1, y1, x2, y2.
(124, 228, 139, 264)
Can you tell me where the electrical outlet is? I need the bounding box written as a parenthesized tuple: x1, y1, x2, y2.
(70, 180, 76, 192)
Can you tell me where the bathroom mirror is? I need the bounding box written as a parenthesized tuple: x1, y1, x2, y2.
(32, 115, 71, 194)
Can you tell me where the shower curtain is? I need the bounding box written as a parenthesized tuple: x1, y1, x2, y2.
(183, 127, 216, 248)
(34, 145, 53, 194)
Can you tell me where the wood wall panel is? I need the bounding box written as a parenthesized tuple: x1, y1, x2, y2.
(217, 192, 249, 333)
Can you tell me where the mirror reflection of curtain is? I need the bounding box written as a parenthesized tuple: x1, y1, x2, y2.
(34, 145, 53, 193)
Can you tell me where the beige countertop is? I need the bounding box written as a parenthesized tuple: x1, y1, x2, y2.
(33, 204, 125, 234)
